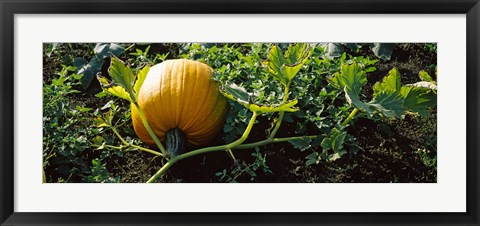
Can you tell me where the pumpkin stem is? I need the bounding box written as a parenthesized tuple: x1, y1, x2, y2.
(166, 128, 186, 157)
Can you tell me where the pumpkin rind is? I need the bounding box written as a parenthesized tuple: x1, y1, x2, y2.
(131, 59, 227, 147)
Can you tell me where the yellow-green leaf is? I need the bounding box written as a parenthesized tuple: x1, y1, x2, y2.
(134, 65, 150, 94)
(97, 76, 132, 102)
(248, 100, 298, 113)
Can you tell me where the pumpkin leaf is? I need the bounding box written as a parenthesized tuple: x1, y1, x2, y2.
(96, 75, 132, 102)
(288, 136, 312, 151)
(220, 81, 298, 113)
(369, 90, 404, 118)
(343, 43, 358, 52)
(327, 43, 345, 58)
(418, 70, 433, 82)
(265, 44, 312, 85)
(248, 100, 298, 113)
(329, 63, 367, 99)
(400, 86, 436, 117)
(332, 65, 406, 118)
(219, 81, 252, 106)
(134, 65, 150, 94)
(265, 45, 288, 85)
(94, 43, 125, 59)
(321, 128, 346, 152)
(370, 43, 395, 61)
(76, 43, 125, 89)
(285, 43, 312, 65)
(329, 63, 368, 112)
(406, 81, 437, 90)
(373, 68, 402, 95)
(78, 57, 102, 89)
(305, 152, 320, 166)
(108, 56, 136, 102)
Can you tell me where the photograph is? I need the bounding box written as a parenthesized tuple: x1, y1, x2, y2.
(2, 0, 478, 224)
(42, 43, 437, 183)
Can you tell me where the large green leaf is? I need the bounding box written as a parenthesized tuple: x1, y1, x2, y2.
(332, 65, 417, 118)
(220, 82, 252, 106)
(369, 90, 404, 117)
(343, 87, 373, 115)
(94, 43, 125, 59)
(285, 43, 311, 64)
(329, 63, 367, 98)
(373, 68, 402, 95)
(406, 81, 437, 90)
(369, 68, 404, 117)
(370, 43, 395, 61)
(220, 82, 298, 113)
(265, 45, 287, 84)
(106, 56, 136, 102)
(327, 43, 345, 58)
(77, 43, 125, 89)
(265, 44, 312, 85)
(326, 43, 358, 58)
(329, 63, 368, 112)
(134, 65, 150, 94)
(78, 57, 102, 89)
(280, 63, 304, 82)
(96, 76, 132, 102)
(400, 86, 436, 117)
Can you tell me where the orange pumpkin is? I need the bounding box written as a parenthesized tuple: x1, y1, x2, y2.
(131, 59, 227, 155)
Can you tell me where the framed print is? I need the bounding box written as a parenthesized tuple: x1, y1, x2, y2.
(1, 0, 479, 225)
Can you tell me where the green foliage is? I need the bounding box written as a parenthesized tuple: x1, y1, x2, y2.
(370, 43, 395, 61)
(264, 44, 312, 86)
(288, 137, 312, 151)
(215, 148, 272, 182)
(424, 43, 437, 54)
(326, 43, 396, 60)
(84, 158, 120, 183)
(329, 64, 436, 119)
(220, 81, 298, 113)
(77, 43, 125, 89)
(43, 65, 101, 182)
(417, 149, 437, 167)
(43, 45, 135, 183)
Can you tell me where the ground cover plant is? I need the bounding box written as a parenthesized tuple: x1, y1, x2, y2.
(43, 43, 437, 183)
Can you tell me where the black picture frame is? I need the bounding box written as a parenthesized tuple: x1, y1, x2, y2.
(1, 0, 479, 225)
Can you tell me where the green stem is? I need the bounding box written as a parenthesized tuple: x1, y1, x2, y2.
(133, 103, 167, 155)
(111, 128, 128, 144)
(269, 85, 289, 139)
(226, 149, 236, 161)
(146, 159, 177, 183)
(342, 108, 359, 127)
(177, 112, 258, 161)
(104, 144, 123, 149)
(111, 127, 163, 157)
(132, 145, 164, 157)
(236, 135, 319, 149)
(147, 112, 258, 183)
(124, 43, 136, 52)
